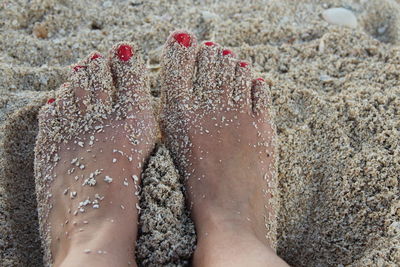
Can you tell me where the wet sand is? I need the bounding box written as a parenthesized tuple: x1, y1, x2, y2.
(1, 0, 399, 266)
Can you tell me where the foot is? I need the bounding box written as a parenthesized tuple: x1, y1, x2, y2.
(161, 31, 288, 267)
(34, 44, 157, 267)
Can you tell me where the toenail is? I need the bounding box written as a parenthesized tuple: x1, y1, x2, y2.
(204, 41, 215, 46)
(239, 62, 249, 68)
(222, 49, 233, 56)
(174, 33, 192, 48)
(91, 53, 102, 60)
(117, 44, 133, 61)
(47, 98, 55, 104)
(256, 78, 265, 82)
(73, 65, 87, 72)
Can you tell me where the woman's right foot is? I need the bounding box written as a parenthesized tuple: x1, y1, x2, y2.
(161, 31, 289, 267)
(35, 43, 158, 267)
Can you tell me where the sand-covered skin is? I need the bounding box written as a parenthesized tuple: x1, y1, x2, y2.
(34, 43, 159, 266)
(160, 31, 284, 266)
(1, 0, 400, 266)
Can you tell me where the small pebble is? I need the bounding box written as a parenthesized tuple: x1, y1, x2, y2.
(322, 8, 357, 28)
(103, 1, 112, 8)
(104, 176, 113, 183)
(320, 74, 334, 82)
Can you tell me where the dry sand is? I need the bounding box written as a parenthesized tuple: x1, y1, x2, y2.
(1, 0, 399, 266)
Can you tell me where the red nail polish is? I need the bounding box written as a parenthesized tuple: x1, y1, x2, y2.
(73, 65, 86, 72)
(117, 44, 133, 61)
(174, 33, 192, 48)
(47, 98, 55, 104)
(91, 53, 102, 60)
(204, 41, 215, 46)
(256, 78, 265, 82)
(222, 49, 233, 56)
(239, 62, 249, 68)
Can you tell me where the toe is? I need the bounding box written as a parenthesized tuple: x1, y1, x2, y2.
(109, 42, 150, 117)
(216, 48, 237, 105)
(194, 41, 220, 103)
(40, 96, 57, 120)
(232, 61, 252, 111)
(161, 30, 197, 109)
(69, 62, 90, 114)
(86, 52, 114, 110)
(251, 78, 270, 115)
(54, 82, 74, 114)
(39, 83, 76, 134)
(38, 96, 57, 133)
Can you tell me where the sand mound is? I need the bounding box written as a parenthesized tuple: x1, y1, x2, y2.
(137, 145, 196, 266)
(1, 0, 399, 266)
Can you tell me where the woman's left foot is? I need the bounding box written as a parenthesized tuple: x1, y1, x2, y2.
(34, 43, 158, 266)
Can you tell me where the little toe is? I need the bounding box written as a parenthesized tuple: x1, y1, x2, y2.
(251, 78, 270, 115)
(86, 52, 114, 110)
(109, 43, 148, 115)
(40, 96, 57, 121)
(194, 41, 220, 103)
(232, 61, 252, 111)
(161, 30, 197, 109)
(38, 83, 78, 137)
(38, 97, 57, 137)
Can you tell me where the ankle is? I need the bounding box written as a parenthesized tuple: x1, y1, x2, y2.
(53, 222, 137, 267)
(192, 205, 269, 245)
(58, 248, 137, 267)
(193, 227, 282, 267)
(55, 240, 137, 267)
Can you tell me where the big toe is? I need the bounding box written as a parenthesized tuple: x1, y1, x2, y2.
(109, 42, 150, 117)
(161, 30, 197, 109)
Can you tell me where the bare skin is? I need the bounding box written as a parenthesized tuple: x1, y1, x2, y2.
(161, 31, 289, 267)
(34, 43, 157, 267)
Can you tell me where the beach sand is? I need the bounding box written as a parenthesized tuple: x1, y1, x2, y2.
(1, 0, 399, 266)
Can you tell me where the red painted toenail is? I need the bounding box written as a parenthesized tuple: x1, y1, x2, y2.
(174, 33, 192, 48)
(91, 53, 102, 60)
(47, 98, 55, 104)
(239, 62, 249, 68)
(204, 41, 215, 46)
(73, 65, 87, 72)
(222, 49, 233, 56)
(117, 44, 133, 61)
(256, 78, 265, 82)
